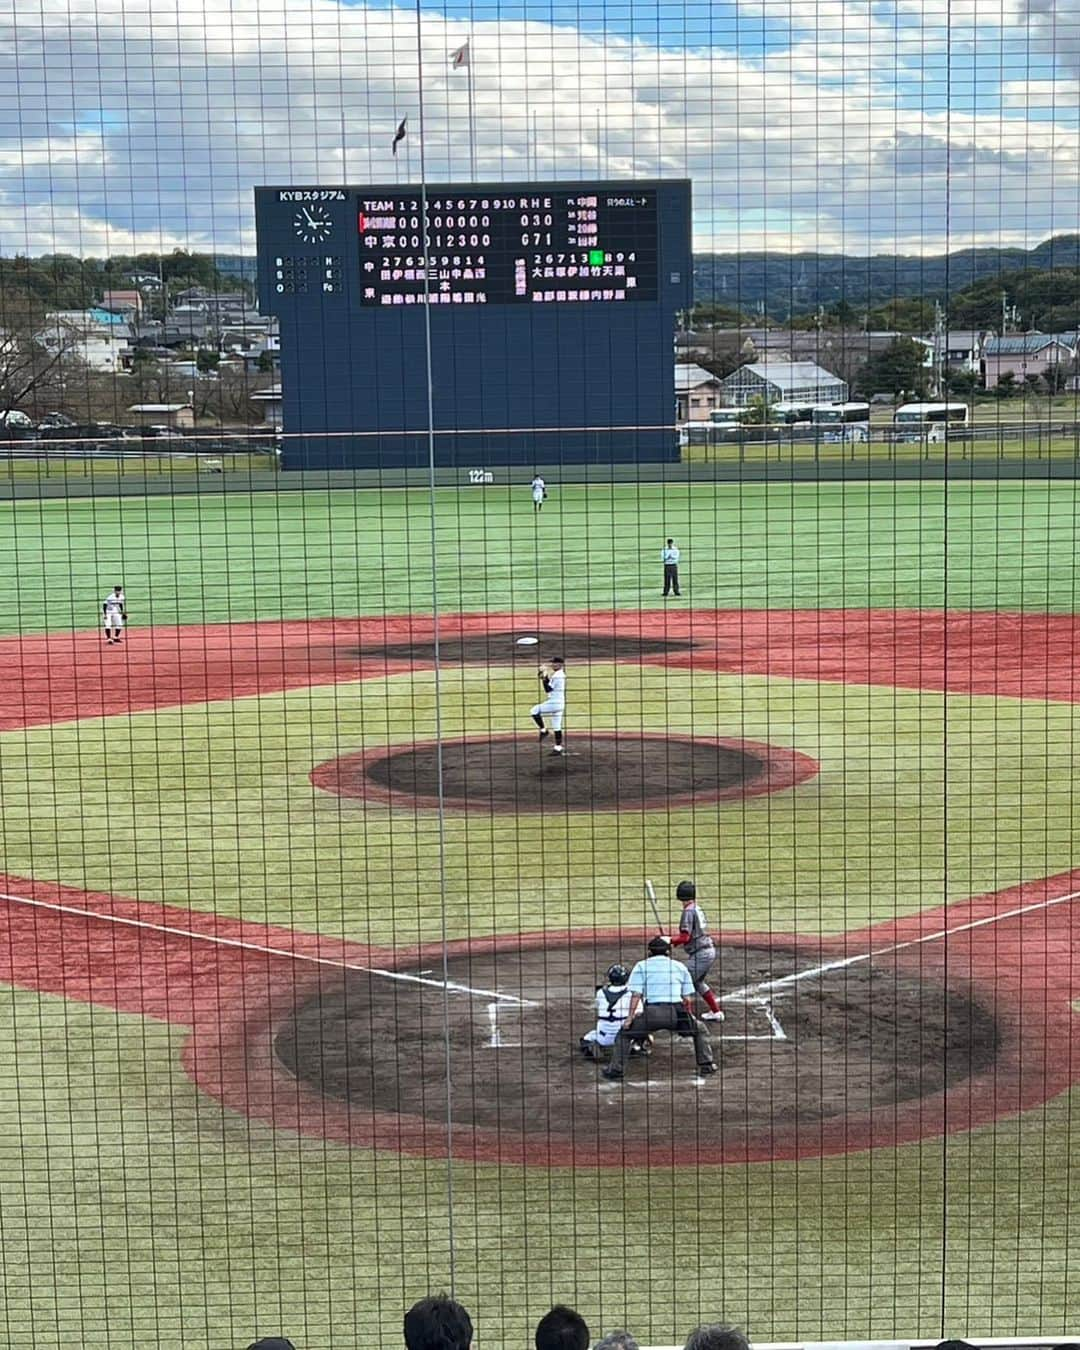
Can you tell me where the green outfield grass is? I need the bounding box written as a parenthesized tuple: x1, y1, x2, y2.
(3, 479, 1080, 636)
(1, 479, 1079, 1349)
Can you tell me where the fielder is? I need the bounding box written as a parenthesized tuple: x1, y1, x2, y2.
(102, 584, 127, 645)
(580, 964, 633, 1061)
(667, 879, 725, 1019)
(530, 655, 565, 754)
(531, 475, 547, 511)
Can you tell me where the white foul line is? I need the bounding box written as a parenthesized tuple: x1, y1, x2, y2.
(0, 889, 539, 1007)
(726, 888, 1080, 1003)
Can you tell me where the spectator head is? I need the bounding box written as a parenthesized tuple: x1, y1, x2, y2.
(683, 1325, 750, 1350)
(595, 1333, 639, 1350)
(536, 1305, 590, 1350)
(404, 1295, 473, 1350)
(247, 1340, 296, 1350)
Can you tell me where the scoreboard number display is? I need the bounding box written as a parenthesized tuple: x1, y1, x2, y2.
(356, 190, 658, 306)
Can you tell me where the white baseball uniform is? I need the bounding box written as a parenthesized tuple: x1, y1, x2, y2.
(531, 666, 565, 730)
(582, 985, 633, 1049)
(102, 589, 125, 630)
(531, 476, 546, 504)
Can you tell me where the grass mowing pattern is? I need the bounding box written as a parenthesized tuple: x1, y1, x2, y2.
(1, 479, 1079, 636)
(0, 479, 1078, 1347)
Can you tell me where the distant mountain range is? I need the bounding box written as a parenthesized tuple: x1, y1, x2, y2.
(693, 235, 1080, 318)
(208, 237, 1080, 319)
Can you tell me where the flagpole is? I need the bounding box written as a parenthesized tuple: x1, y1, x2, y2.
(467, 42, 476, 178)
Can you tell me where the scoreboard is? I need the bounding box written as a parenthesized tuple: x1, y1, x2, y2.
(355, 188, 658, 306)
(255, 179, 691, 470)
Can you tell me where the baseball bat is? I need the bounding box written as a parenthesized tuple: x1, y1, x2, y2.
(644, 879, 664, 932)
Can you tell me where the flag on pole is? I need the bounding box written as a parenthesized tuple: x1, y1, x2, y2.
(392, 117, 407, 155)
(450, 41, 470, 68)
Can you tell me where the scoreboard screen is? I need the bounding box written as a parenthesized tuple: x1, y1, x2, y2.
(355, 189, 658, 306)
(255, 178, 691, 470)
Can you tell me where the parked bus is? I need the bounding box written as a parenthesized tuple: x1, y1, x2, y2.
(811, 402, 871, 442)
(893, 402, 970, 442)
(708, 407, 752, 426)
(771, 402, 815, 424)
(893, 402, 970, 429)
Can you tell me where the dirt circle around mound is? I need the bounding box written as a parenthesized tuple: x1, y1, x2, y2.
(310, 733, 819, 813)
(272, 937, 1001, 1161)
(338, 629, 702, 666)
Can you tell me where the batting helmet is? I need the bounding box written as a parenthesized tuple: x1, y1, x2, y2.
(607, 964, 630, 985)
(676, 880, 696, 901)
(648, 934, 672, 956)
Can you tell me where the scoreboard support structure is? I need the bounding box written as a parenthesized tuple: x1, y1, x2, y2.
(255, 180, 692, 471)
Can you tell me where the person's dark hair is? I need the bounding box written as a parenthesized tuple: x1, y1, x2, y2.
(683, 1325, 750, 1350)
(595, 1332, 639, 1350)
(551, 656, 565, 666)
(934, 1342, 979, 1350)
(247, 1340, 296, 1350)
(404, 1294, 473, 1350)
(666, 538, 673, 545)
(536, 1305, 590, 1350)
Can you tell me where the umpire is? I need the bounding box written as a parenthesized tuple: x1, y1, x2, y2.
(661, 539, 681, 597)
(602, 935, 717, 1080)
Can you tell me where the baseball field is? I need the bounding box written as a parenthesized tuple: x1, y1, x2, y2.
(0, 477, 1078, 1348)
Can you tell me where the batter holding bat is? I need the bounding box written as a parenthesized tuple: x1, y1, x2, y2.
(666, 880, 725, 1019)
(530, 655, 565, 754)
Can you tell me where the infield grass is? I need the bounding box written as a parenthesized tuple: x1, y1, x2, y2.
(0, 478, 1079, 1348)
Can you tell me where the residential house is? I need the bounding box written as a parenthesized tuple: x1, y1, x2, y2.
(675, 364, 724, 421)
(912, 331, 986, 380)
(101, 289, 143, 318)
(127, 402, 195, 429)
(38, 310, 132, 371)
(982, 333, 1076, 388)
(722, 361, 848, 405)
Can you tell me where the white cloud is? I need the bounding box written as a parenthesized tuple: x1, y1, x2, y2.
(0, 0, 1077, 254)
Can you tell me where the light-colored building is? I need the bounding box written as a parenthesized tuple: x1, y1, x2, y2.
(983, 333, 1076, 388)
(250, 385, 283, 428)
(38, 312, 132, 371)
(675, 363, 724, 421)
(914, 331, 986, 376)
(722, 361, 848, 405)
(127, 402, 195, 429)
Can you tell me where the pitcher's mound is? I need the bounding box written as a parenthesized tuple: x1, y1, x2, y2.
(311, 733, 819, 813)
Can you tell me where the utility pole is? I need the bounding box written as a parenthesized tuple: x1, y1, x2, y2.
(933, 299, 945, 396)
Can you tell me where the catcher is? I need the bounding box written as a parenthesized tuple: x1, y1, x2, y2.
(530, 656, 565, 754)
(102, 584, 127, 645)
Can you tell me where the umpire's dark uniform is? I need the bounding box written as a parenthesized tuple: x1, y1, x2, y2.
(604, 938, 715, 1078)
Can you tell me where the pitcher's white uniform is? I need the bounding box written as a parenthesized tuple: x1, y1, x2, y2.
(582, 984, 633, 1050)
(102, 588, 125, 632)
(531, 666, 565, 730)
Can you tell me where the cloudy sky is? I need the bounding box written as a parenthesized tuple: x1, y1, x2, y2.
(1, 0, 1078, 255)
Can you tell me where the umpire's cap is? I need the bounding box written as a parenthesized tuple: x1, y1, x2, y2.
(676, 880, 696, 901)
(648, 934, 672, 956)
